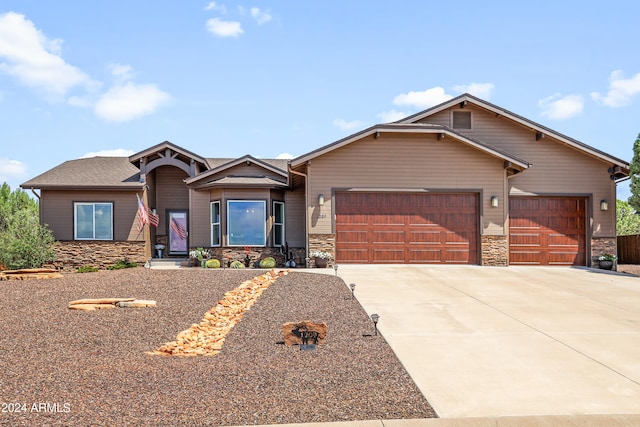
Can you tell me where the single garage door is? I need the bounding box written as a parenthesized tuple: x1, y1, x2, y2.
(509, 196, 586, 266)
(335, 192, 478, 264)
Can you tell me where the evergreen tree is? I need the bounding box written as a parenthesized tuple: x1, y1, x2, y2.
(0, 183, 55, 269)
(616, 199, 640, 236)
(628, 133, 640, 211)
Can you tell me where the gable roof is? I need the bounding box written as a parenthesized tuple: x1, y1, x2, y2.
(21, 157, 142, 190)
(185, 155, 288, 188)
(398, 93, 629, 177)
(129, 140, 209, 170)
(291, 123, 531, 172)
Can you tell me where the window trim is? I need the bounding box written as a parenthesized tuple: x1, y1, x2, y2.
(273, 200, 285, 247)
(210, 201, 221, 247)
(451, 110, 473, 130)
(226, 199, 267, 247)
(74, 202, 114, 240)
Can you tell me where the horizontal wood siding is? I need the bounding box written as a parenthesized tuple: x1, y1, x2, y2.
(285, 189, 306, 247)
(422, 106, 617, 237)
(155, 166, 189, 233)
(189, 189, 211, 248)
(309, 133, 506, 235)
(40, 190, 142, 241)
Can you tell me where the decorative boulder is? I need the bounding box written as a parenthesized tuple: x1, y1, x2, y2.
(282, 321, 328, 346)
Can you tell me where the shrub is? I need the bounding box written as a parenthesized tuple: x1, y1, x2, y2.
(77, 266, 99, 273)
(259, 257, 276, 268)
(107, 259, 138, 270)
(206, 259, 221, 268)
(230, 260, 245, 269)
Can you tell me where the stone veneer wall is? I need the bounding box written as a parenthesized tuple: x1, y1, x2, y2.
(203, 247, 306, 268)
(52, 241, 146, 272)
(481, 235, 509, 266)
(591, 237, 617, 268)
(308, 234, 335, 268)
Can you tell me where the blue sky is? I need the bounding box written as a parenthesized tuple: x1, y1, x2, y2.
(1, 1, 639, 199)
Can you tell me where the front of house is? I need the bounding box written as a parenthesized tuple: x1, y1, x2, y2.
(22, 94, 629, 270)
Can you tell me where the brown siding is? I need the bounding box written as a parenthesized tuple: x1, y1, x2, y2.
(40, 190, 141, 241)
(205, 163, 286, 182)
(155, 166, 189, 233)
(309, 133, 506, 235)
(189, 189, 212, 248)
(422, 105, 617, 237)
(285, 188, 306, 247)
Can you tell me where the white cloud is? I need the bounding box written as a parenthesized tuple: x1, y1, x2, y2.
(452, 82, 495, 99)
(590, 70, 640, 107)
(393, 87, 453, 109)
(206, 18, 243, 37)
(275, 152, 294, 159)
(204, 2, 227, 14)
(538, 93, 584, 120)
(0, 158, 27, 177)
(108, 63, 134, 82)
(80, 149, 135, 158)
(332, 118, 365, 131)
(377, 109, 408, 123)
(0, 12, 92, 98)
(94, 82, 171, 122)
(251, 7, 272, 25)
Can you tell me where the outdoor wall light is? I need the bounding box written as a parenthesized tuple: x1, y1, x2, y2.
(318, 194, 325, 206)
(491, 196, 499, 207)
(600, 200, 609, 211)
(370, 313, 380, 335)
(349, 283, 356, 299)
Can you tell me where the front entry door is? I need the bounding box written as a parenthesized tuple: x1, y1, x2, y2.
(167, 210, 188, 256)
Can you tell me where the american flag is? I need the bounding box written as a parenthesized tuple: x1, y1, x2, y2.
(170, 218, 187, 239)
(136, 194, 149, 231)
(136, 194, 159, 229)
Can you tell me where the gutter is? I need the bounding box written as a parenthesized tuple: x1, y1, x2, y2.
(288, 164, 309, 266)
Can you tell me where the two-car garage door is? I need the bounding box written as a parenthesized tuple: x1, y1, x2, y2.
(335, 192, 478, 264)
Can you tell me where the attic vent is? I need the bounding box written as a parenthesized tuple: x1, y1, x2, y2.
(452, 111, 472, 130)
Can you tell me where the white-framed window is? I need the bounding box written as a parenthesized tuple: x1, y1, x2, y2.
(74, 202, 113, 240)
(273, 201, 285, 247)
(211, 201, 221, 247)
(227, 200, 266, 246)
(451, 110, 472, 130)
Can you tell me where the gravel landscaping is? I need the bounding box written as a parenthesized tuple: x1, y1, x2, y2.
(0, 268, 436, 426)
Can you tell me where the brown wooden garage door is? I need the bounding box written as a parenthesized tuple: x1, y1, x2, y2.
(335, 192, 478, 264)
(509, 197, 586, 266)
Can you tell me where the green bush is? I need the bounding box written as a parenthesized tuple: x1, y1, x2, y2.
(107, 259, 138, 270)
(230, 260, 245, 269)
(259, 257, 276, 268)
(77, 266, 99, 273)
(206, 259, 221, 268)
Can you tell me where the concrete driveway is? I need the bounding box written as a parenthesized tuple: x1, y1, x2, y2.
(334, 265, 640, 418)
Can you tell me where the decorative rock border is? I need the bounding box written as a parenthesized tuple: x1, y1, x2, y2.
(147, 269, 287, 357)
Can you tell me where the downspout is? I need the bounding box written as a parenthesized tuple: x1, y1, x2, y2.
(288, 163, 309, 267)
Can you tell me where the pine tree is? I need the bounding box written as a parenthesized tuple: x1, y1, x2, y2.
(628, 133, 640, 211)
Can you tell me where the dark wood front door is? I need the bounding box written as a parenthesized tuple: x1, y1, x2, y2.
(335, 192, 478, 264)
(509, 197, 586, 266)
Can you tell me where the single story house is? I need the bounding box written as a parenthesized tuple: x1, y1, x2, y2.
(22, 93, 629, 270)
